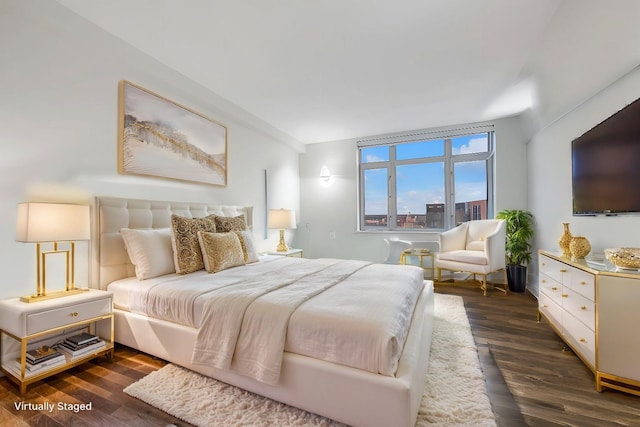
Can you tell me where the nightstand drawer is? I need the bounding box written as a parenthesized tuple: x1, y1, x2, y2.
(26, 298, 112, 335)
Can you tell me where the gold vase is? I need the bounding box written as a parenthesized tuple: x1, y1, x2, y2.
(569, 236, 591, 260)
(558, 222, 573, 257)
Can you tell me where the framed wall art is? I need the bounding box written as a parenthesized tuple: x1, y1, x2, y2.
(118, 80, 227, 186)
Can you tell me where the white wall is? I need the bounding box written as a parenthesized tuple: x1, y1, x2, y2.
(296, 116, 529, 262)
(0, 1, 301, 299)
(528, 66, 640, 297)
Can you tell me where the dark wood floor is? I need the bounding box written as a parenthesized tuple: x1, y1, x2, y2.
(1, 283, 639, 426)
(436, 281, 640, 427)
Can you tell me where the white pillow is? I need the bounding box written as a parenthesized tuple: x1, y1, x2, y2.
(233, 230, 260, 264)
(120, 228, 175, 280)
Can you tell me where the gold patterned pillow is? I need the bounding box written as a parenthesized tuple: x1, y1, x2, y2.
(197, 231, 245, 273)
(214, 215, 248, 232)
(170, 214, 217, 274)
(233, 230, 260, 263)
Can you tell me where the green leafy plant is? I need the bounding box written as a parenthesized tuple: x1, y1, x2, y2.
(496, 209, 534, 266)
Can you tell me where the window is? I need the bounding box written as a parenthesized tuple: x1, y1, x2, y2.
(358, 126, 494, 231)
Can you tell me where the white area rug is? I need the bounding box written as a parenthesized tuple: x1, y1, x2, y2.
(124, 293, 496, 426)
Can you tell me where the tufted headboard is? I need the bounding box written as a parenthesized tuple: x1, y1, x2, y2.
(91, 196, 253, 290)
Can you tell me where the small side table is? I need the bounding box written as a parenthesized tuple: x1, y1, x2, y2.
(0, 289, 114, 395)
(400, 248, 435, 280)
(265, 248, 304, 258)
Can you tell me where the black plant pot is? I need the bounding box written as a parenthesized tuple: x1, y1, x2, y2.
(506, 264, 527, 292)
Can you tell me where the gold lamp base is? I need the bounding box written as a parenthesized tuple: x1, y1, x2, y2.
(20, 287, 89, 303)
(276, 229, 289, 252)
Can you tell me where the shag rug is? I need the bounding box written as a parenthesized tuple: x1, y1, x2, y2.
(124, 293, 496, 426)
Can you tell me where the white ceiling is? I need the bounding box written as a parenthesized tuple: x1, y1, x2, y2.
(56, 0, 640, 144)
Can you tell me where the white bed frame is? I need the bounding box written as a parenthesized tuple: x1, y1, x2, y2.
(91, 196, 434, 427)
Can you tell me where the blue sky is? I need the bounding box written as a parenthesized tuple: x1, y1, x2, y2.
(363, 134, 488, 215)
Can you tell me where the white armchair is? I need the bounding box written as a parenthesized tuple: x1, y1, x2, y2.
(435, 219, 507, 296)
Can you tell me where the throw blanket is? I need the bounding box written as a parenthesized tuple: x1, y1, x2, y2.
(192, 259, 370, 384)
(112, 257, 425, 385)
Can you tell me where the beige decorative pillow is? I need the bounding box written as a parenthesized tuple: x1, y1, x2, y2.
(170, 214, 217, 274)
(233, 230, 260, 263)
(214, 215, 248, 232)
(120, 227, 175, 280)
(197, 231, 245, 273)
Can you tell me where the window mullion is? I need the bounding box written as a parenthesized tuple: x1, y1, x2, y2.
(388, 145, 397, 230)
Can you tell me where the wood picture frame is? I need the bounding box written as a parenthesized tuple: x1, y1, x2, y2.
(118, 81, 227, 186)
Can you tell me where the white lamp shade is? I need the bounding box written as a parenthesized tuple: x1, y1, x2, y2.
(16, 202, 90, 242)
(268, 209, 296, 230)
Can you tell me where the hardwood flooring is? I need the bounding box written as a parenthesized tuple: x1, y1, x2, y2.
(1, 283, 639, 426)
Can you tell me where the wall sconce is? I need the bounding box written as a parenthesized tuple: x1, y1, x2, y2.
(268, 209, 297, 252)
(320, 166, 331, 182)
(15, 202, 90, 302)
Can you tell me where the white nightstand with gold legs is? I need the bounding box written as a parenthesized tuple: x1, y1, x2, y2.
(0, 289, 114, 395)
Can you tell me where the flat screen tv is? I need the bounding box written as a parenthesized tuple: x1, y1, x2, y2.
(572, 97, 640, 216)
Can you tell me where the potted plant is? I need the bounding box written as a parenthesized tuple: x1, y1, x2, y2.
(496, 209, 534, 292)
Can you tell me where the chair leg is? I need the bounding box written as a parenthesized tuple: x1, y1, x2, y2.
(481, 271, 509, 296)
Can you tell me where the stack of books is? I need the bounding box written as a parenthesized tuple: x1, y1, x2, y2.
(58, 332, 106, 359)
(21, 346, 65, 373)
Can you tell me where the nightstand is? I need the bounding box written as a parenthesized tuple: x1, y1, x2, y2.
(265, 248, 304, 258)
(0, 289, 114, 395)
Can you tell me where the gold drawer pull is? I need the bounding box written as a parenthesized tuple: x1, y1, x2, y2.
(542, 262, 546, 266)
(551, 287, 558, 291)
(70, 312, 79, 317)
(543, 304, 548, 308)
(541, 279, 547, 283)
(560, 269, 568, 273)
(580, 338, 586, 343)
(562, 294, 568, 298)
(581, 306, 587, 310)
(580, 281, 587, 285)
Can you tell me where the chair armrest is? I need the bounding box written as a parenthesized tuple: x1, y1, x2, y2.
(484, 221, 506, 270)
(439, 223, 468, 252)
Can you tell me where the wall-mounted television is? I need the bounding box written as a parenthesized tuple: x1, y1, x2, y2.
(572, 97, 640, 216)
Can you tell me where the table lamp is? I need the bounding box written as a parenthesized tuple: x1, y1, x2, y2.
(268, 209, 296, 252)
(15, 202, 90, 302)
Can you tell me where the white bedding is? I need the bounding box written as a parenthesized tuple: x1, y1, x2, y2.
(107, 256, 425, 384)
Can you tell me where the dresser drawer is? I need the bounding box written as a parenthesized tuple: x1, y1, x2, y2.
(539, 291, 562, 328)
(566, 268, 595, 300)
(26, 297, 112, 335)
(539, 256, 565, 283)
(539, 273, 563, 307)
(563, 310, 596, 368)
(562, 287, 595, 331)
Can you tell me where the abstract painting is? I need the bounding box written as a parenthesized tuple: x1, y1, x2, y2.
(118, 81, 227, 186)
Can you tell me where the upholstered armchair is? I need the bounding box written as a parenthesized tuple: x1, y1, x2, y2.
(435, 219, 507, 296)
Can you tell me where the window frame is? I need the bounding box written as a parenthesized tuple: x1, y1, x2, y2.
(357, 124, 495, 232)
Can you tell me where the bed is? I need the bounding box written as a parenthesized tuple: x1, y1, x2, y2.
(91, 196, 434, 427)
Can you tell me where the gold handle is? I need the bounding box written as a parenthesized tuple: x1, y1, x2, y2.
(70, 311, 79, 317)
(541, 279, 546, 283)
(581, 306, 587, 310)
(542, 262, 546, 266)
(543, 304, 548, 308)
(580, 338, 586, 343)
(551, 287, 558, 291)
(580, 281, 587, 285)
(560, 269, 568, 273)
(562, 294, 568, 298)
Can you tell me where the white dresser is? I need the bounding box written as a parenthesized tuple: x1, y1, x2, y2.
(538, 250, 640, 396)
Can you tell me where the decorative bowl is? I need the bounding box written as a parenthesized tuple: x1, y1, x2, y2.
(604, 248, 640, 269)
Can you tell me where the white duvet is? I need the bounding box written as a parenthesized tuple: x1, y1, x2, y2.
(108, 257, 425, 384)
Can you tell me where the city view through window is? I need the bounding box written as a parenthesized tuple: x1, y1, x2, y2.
(360, 132, 491, 230)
